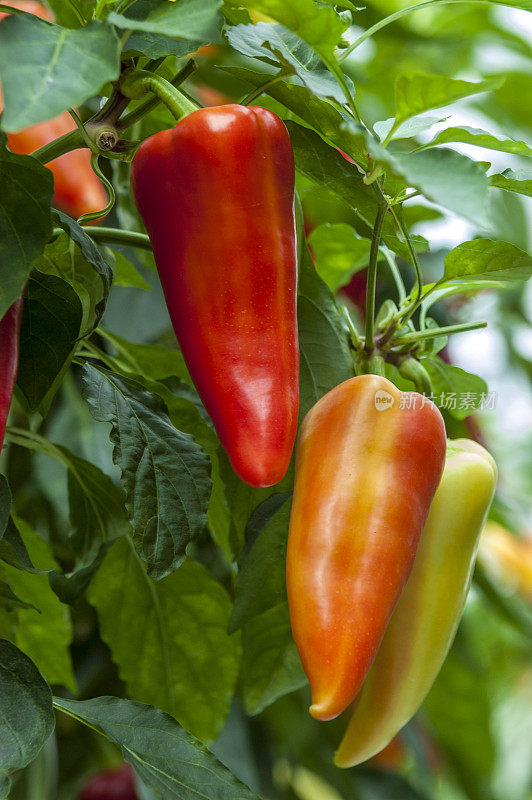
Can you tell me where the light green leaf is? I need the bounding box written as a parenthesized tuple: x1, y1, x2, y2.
(0, 16, 120, 131)
(309, 222, 371, 290)
(108, 0, 223, 40)
(443, 239, 532, 283)
(423, 126, 532, 157)
(368, 138, 490, 227)
(394, 73, 502, 129)
(490, 169, 532, 198)
(53, 695, 260, 799)
(423, 358, 488, 420)
(374, 114, 447, 142)
(88, 538, 241, 743)
(108, 249, 151, 290)
(0, 521, 76, 691)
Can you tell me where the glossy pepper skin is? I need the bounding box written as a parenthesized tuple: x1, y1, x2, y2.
(335, 439, 497, 767)
(130, 105, 299, 487)
(0, 298, 23, 451)
(286, 374, 446, 721)
(0, 2, 107, 220)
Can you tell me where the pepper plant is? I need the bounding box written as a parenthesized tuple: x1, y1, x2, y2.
(0, 0, 531, 799)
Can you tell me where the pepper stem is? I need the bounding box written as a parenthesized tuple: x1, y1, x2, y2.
(398, 358, 433, 395)
(120, 70, 198, 122)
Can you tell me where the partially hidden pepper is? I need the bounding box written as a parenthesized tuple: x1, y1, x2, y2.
(335, 439, 497, 767)
(0, 2, 108, 220)
(130, 105, 299, 487)
(0, 297, 23, 452)
(286, 374, 446, 721)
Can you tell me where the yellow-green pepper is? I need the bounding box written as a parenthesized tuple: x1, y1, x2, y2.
(335, 438, 497, 768)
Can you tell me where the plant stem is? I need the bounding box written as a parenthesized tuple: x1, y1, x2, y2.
(365, 184, 388, 352)
(240, 73, 289, 105)
(73, 226, 152, 251)
(339, 0, 488, 59)
(389, 204, 424, 308)
(118, 60, 197, 130)
(31, 129, 87, 164)
(393, 320, 487, 345)
(121, 70, 198, 123)
(379, 247, 406, 303)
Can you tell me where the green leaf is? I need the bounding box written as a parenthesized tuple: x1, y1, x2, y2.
(423, 358, 488, 420)
(242, 604, 306, 715)
(443, 239, 532, 283)
(99, 329, 192, 384)
(53, 695, 260, 799)
(0, 140, 53, 320)
(287, 121, 426, 260)
(81, 365, 212, 580)
(490, 169, 532, 198)
(227, 23, 351, 103)
(0, 520, 76, 690)
(423, 126, 532, 157)
(16, 271, 82, 415)
(124, 31, 204, 59)
(229, 497, 291, 633)
(230, 0, 349, 65)
(35, 232, 108, 337)
(309, 222, 371, 291)
(0, 579, 38, 612)
(368, 139, 490, 227)
(0, 518, 38, 573)
(394, 73, 502, 129)
(373, 114, 447, 142)
(298, 244, 355, 420)
(108, 0, 223, 40)
(107, 249, 152, 290)
(0, 16, 120, 131)
(0, 640, 54, 795)
(54, 211, 113, 329)
(88, 538, 241, 743)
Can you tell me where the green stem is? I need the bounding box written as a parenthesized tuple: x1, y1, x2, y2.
(398, 357, 433, 394)
(118, 60, 197, 130)
(121, 70, 198, 123)
(379, 247, 406, 304)
(31, 129, 87, 164)
(339, 0, 490, 59)
(76, 154, 116, 226)
(365, 184, 389, 352)
(389, 205, 423, 309)
(240, 73, 289, 106)
(73, 226, 152, 251)
(393, 320, 487, 345)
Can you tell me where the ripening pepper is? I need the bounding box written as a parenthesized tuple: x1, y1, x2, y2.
(0, 298, 23, 451)
(286, 374, 446, 721)
(479, 521, 532, 603)
(335, 439, 497, 767)
(130, 105, 299, 487)
(0, 2, 108, 221)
